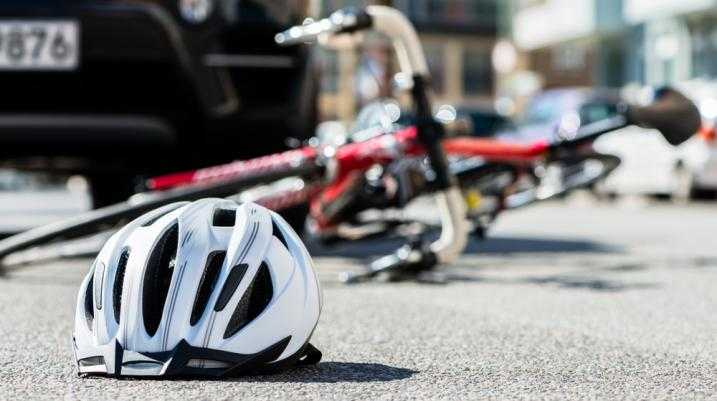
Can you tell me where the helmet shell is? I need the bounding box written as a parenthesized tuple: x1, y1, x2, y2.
(73, 199, 322, 377)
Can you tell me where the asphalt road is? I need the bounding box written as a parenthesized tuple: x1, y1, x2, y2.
(1, 197, 716, 400)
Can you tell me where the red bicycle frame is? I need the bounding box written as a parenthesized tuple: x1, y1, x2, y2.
(146, 126, 550, 228)
(148, 127, 549, 191)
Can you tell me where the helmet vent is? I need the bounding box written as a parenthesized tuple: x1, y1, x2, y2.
(212, 208, 236, 227)
(113, 248, 130, 323)
(186, 359, 232, 369)
(271, 218, 288, 249)
(83, 274, 95, 329)
(190, 251, 226, 325)
(223, 262, 273, 339)
(214, 264, 249, 312)
(141, 204, 183, 227)
(142, 222, 179, 337)
(93, 262, 105, 311)
(78, 356, 105, 368)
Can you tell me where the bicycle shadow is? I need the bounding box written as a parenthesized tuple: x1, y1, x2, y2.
(310, 233, 619, 259)
(464, 236, 621, 254)
(436, 270, 658, 292)
(312, 233, 655, 292)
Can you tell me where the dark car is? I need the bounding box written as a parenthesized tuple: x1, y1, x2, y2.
(497, 87, 620, 143)
(455, 106, 513, 137)
(392, 104, 511, 138)
(0, 0, 318, 206)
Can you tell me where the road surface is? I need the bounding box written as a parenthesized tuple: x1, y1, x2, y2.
(0, 197, 716, 400)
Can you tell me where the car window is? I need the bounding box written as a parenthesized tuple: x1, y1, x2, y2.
(454, 108, 513, 137)
(522, 95, 566, 125)
(579, 102, 618, 125)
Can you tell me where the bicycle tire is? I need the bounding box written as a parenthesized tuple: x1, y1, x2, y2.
(504, 153, 620, 210)
(0, 163, 322, 265)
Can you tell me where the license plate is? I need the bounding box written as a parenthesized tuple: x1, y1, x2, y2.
(0, 21, 79, 70)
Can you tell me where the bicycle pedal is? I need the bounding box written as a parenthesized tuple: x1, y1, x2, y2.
(338, 270, 374, 284)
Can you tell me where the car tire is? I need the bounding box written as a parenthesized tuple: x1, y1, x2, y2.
(672, 165, 694, 204)
(87, 173, 138, 209)
(279, 203, 309, 234)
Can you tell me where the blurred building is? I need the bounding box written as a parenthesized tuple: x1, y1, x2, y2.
(509, 0, 717, 89)
(318, 0, 498, 120)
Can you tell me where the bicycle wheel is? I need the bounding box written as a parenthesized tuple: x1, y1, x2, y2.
(0, 162, 321, 266)
(504, 153, 620, 210)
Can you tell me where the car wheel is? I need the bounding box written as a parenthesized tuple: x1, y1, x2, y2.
(279, 203, 309, 234)
(672, 165, 694, 204)
(86, 173, 138, 209)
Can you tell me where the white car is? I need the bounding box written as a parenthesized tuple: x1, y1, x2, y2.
(593, 125, 716, 199)
(593, 81, 717, 200)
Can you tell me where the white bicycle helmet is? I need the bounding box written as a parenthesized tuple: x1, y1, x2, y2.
(73, 199, 322, 377)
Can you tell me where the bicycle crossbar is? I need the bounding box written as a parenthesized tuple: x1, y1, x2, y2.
(442, 138, 549, 159)
(147, 147, 318, 191)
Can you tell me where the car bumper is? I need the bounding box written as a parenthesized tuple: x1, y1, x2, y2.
(0, 1, 315, 173)
(0, 1, 237, 116)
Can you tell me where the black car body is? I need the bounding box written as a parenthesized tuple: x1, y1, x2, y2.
(0, 0, 317, 205)
(455, 106, 512, 138)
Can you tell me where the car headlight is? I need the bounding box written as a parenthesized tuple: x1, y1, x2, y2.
(179, 0, 213, 24)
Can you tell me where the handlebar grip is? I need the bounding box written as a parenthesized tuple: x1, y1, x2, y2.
(275, 7, 372, 46)
(626, 87, 701, 146)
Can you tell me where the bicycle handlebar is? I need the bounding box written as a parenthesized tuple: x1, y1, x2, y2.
(276, 6, 429, 77)
(547, 87, 700, 151)
(625, 87, 701, 146)
(275, 7, 373, 46)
